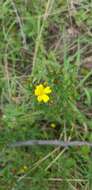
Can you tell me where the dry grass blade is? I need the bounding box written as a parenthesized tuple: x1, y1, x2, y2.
(11, 0, 28, 49)
(32, 0, 55, 74)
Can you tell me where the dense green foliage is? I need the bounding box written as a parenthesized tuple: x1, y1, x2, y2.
(0, 0, 92, 189)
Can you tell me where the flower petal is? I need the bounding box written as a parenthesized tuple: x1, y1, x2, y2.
(44, 86, 52, 94)
(42, 94, 49, 103)
(37, 95, 43, 102)
(34, 84, 44, 96)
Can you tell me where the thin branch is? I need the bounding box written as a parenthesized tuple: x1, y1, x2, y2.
(10, 140, 92, 148)
(11, 0, 27, 49)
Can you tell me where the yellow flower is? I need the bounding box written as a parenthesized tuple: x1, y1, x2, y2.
(34, 84, 52, 103)
(50, 123, 56, 128)
(18, 165, 28, 174)
(23, 166, 28, 171)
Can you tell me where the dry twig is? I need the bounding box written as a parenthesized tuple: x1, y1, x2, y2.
(10, 140, 92, 148)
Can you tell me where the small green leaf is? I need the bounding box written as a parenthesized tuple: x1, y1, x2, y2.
(80, 146, 90, 156)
